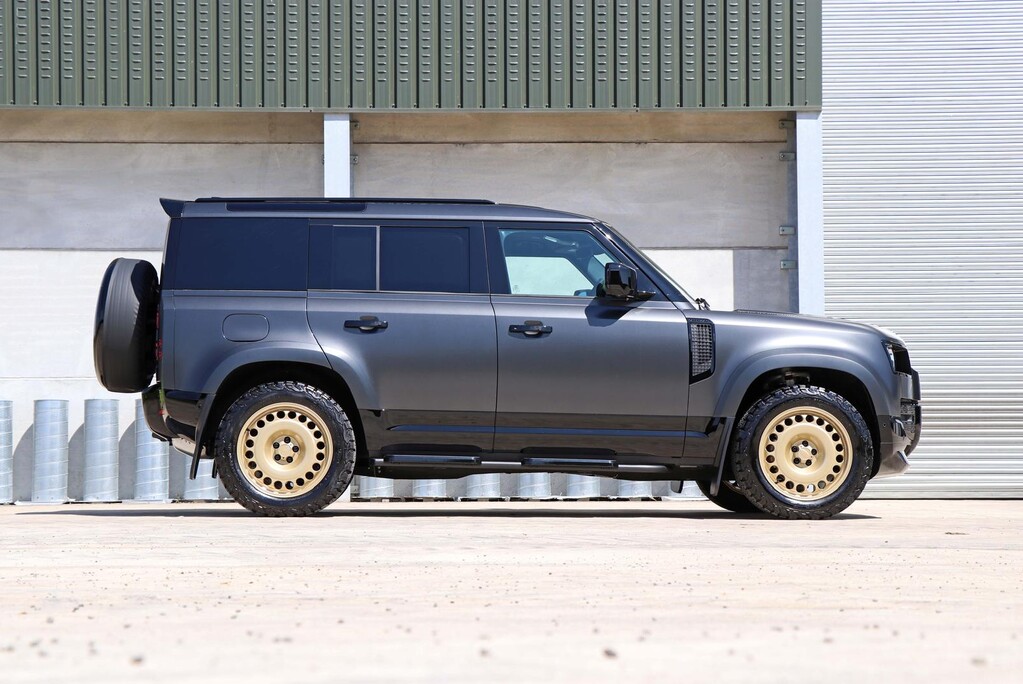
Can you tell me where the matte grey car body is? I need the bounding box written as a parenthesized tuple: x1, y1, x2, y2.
(113, 197, 918, 513)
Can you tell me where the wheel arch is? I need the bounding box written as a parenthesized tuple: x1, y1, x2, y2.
(195, 360, 367, 465)
(724, 364, 882, 478)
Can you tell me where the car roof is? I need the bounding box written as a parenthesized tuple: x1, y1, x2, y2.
(162, 197, 597, 224)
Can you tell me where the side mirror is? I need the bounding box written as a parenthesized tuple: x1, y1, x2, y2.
(603, 262, 637, 299)
(601, 262, 654, 301)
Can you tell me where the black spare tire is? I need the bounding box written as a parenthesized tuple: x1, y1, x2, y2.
(94, 258, 159, 393)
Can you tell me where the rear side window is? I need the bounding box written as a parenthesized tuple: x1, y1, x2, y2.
(310, 225, 471, 294)
(172, 218, 308, 291)
(309, 226, 376, 290)
(380, 227, 469, 293)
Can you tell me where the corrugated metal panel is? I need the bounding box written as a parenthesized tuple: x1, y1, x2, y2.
(0, 0, 818, 109)
(823, 1, 1023, 497)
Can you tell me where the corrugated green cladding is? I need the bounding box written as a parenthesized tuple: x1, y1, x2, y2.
(0, 1, 819, 110)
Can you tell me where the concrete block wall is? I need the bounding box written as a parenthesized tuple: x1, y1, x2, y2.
(351, 111, 798, 312)
(0, 109, 797, 502)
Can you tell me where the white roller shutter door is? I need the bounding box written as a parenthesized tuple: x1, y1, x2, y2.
(822, 1, 1023, 496)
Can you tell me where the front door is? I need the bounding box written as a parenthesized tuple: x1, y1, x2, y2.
(487, 222, 691, 462)
(307, 220, 496, 455)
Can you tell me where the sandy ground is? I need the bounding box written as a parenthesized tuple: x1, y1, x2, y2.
(0, 499, 1020, 683)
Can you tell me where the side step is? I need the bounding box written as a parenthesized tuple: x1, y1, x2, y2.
(521, 457, 616, 470)
(375, 454, 482, 466)
(371, 454, 671, 476)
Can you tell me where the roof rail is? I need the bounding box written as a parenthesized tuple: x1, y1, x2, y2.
(194, 197, 495, 205)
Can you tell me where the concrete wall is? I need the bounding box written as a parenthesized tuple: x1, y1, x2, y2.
(0, 111, 324, 249)
(0, 109, 795, 501)
(352, 111, 797, 311)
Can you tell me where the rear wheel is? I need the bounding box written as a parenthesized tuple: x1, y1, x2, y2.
(215, 381, 356, 516)
(696, 479, 759, 513)
(731, 385, 873, 520)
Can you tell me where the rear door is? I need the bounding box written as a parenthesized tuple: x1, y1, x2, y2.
(306, 220, 496, 455)
(487, 222, 690, 462)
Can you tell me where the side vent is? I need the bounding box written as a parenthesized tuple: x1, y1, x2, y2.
(688, 318, 716, 382)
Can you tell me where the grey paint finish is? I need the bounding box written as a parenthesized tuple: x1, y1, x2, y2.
(491, 296, 690, 460)
(0, 143, 322, 249)
(355, 142, 788, 249)
(307, 291, 497, 450)
(166, 292, 321, 395)
(684, 309, 903, 421)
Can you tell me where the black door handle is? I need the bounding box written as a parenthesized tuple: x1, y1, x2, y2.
(345, 317, 388, 332)
(509, 321, 552, 337)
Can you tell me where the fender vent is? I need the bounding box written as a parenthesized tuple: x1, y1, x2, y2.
(688, 319, 715, 382)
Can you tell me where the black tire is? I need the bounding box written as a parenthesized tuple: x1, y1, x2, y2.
(696, 479, 760, 514)
(731, 385, 873, 520)
(215, 381, 357, 516)
(93, 258, 159, 393)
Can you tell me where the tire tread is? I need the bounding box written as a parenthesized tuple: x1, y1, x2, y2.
(214, 381, 357, 517)
(731, 385, 873, 520)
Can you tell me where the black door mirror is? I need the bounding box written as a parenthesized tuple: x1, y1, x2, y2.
(602, 262, 637, 299)
(601, 262, 656, 301)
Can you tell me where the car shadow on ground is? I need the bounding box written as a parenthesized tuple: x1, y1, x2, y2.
(14, 506, 878, 521)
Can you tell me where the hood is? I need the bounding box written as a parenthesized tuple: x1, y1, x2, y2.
(692, 308, 903, 346)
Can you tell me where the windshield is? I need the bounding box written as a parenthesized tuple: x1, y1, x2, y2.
(598, 223, 698, 306)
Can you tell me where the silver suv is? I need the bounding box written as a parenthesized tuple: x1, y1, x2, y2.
(93, 197, 920, 518)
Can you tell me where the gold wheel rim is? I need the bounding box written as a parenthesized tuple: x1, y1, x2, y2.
(236, 402, 334, 499)
(758, 406, 852, 501)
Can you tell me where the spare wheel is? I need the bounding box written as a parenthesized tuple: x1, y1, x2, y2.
(93, 258, 159, 393)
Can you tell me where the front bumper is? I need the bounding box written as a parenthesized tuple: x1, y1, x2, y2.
(875, 370, 921, 479)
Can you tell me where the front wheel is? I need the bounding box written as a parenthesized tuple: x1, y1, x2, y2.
(214, 381, 356, 516)
(731, 385, 873, 520)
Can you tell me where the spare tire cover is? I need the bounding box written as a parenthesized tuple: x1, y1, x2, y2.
(94, 258, 159, 393)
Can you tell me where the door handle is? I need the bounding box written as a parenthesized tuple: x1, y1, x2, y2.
(509, 321, 552, 337)
(344, 317, 388, 332)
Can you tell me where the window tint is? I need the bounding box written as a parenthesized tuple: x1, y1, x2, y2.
(380, 227, 470, 293)
(309, 226, 376, 290)
(173, 218, 307, 291)
(498, 228, 616, 297)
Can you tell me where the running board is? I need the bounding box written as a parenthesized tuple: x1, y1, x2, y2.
(371, 454, 671, 475)
(521, 457, 616, 470)
(375, 454, 483, 466)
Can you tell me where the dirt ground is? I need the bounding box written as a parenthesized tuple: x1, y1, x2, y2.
(0, 499, 1020, 683)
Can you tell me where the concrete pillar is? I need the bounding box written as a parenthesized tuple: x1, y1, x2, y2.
(565, 474, 601, 498)
(0, 400, 12, 503)
(412, 479, 447, 499)
(356, 475, 394, 499)
(517, 473, 551, 498)
(324, 113, 352, 197)
(617, 480, 653, 498)
(465, 473, 501, 499)
(32, 400, 69, 503)
(134, 400, 169, 501)
(796, 111, 824, 315)
(82, 399, 119, 502)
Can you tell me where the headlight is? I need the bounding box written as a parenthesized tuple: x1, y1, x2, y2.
(883, 341, 897, 371)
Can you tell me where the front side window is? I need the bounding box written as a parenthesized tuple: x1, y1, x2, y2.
(498, 228, 616, 297)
